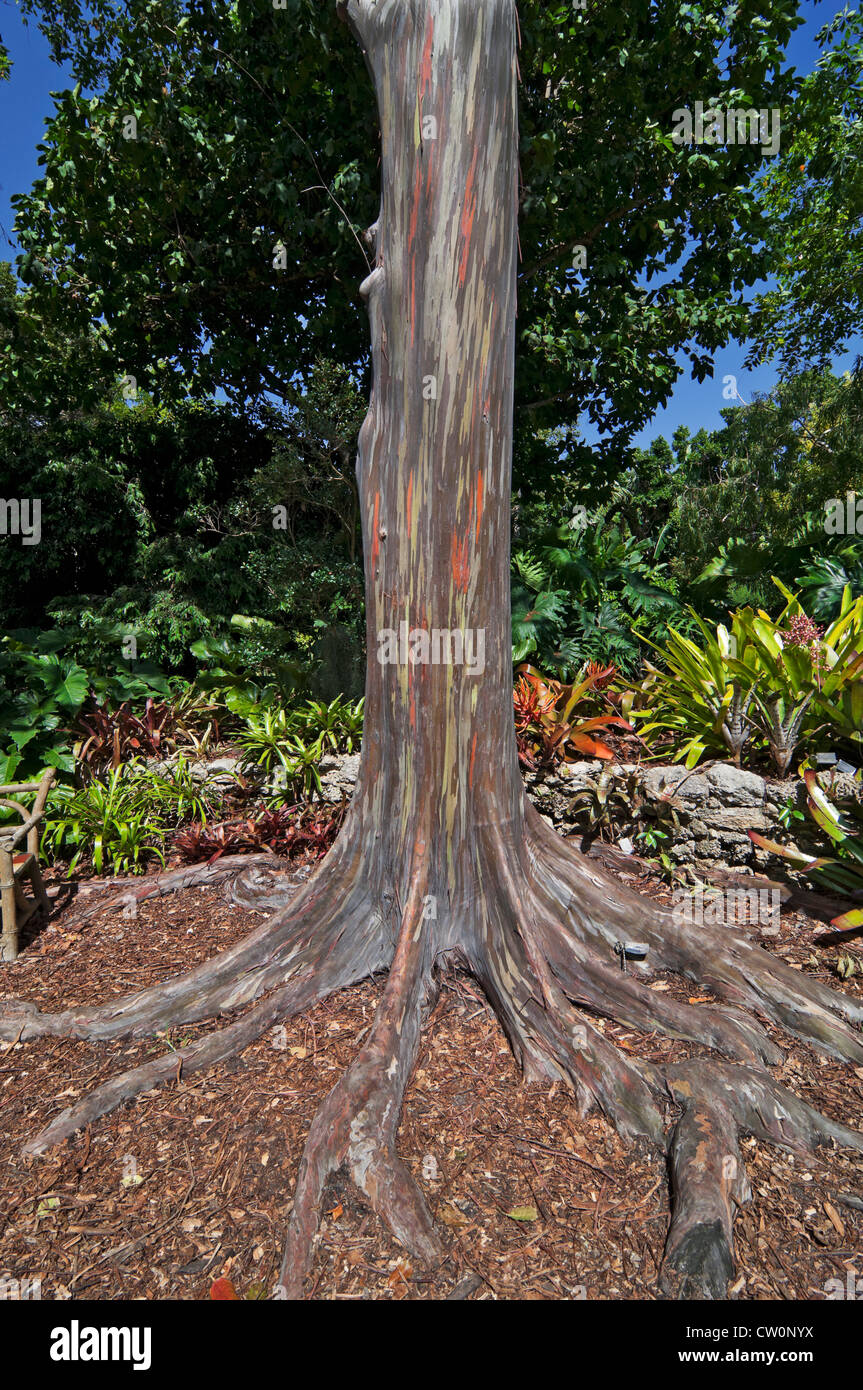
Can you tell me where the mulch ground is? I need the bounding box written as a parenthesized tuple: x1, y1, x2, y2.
(0, 850, 861, 1301)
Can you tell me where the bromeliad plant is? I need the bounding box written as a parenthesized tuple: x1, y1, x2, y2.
(74, 697, 178, 773)
(637, 579, 863, 774)
(513, 663, 634, 769)
(235, 710, 324, 798)
(293, 696, 364, 754)
(63, 689, 221, 779)
(749, 769, 863, 932)
(235, 706, 302, 777)
(567, 763, 681, 854)
(636, 609, 761, 768)
(44, 765, 168, 876)
(173, 800, 347, 865)
(741, 580, 863, 775)
(235, 696, 364, 797)
(43, 758, 220, 876)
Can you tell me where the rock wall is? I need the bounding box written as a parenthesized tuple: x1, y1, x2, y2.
(314, 755, 817, 871)
(523, 760, 786, 868)
(160, 750, 845, 873)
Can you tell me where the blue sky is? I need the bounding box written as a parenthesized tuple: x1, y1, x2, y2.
(0, 0, 858, 446)
(0, 2, 70, 253)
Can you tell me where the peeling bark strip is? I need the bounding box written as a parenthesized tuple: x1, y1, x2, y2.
(1, 0, 862, 1301)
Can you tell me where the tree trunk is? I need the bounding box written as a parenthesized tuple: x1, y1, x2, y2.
(345, 0, 523, 947)
(2, 0, 862, 1302)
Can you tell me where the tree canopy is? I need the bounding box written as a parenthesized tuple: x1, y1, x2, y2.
(749, 7, 863, 372)
(9, 0, 806, 487)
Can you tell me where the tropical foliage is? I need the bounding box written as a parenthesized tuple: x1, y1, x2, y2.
(1, 0, 862, 878)
(511, 519, 682, 675)
(513, 663, 634, 768)
(43, 758, 218, 876)
(636, 580, 863, 774)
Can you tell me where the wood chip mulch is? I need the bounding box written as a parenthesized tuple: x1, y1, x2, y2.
(0, 852, 861, 1301)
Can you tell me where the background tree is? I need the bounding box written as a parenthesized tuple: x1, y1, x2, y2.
(673, 369, 863, 613)
(0, 353, 365, 677)
(749, 8, 863, 373)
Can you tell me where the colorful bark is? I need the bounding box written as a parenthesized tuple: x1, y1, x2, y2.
(341, 0, 522, 945)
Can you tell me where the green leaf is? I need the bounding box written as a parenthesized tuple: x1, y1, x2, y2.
(507, 1205, 539, 1222)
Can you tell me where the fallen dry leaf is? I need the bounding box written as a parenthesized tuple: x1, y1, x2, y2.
(210, 1277, 239, 1300)
(823, 1201, 845, 1237)
(439, 1204, 471, 1229)
(387, 1260, 412, 1288)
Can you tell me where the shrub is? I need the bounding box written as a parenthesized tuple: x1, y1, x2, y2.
(43, 757, 221, 876)
(0, 627, 171, 782)
(513, 663, 634, 768)
(173, 801, 346, 865)
(637, 579, 863, 774)
(511, 520, 684, 676)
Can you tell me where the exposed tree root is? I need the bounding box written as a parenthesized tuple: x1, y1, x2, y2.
(66, 853, 281, 925)
(663, 1083, 748, 1299)
(229, 859, 315, 911)
(526, 805, 863, 1062)
(0, 834, 374, 1044)
(662, 1060, 863, 1298)
(537, 915, 782, 1069)
(278, 853, 441, 1297)
(2, 805, 862, 1299)
(24, 971, 341, 1157)
(474, 830, 665, 1140)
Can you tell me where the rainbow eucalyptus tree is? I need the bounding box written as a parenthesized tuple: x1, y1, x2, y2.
(3, 0, 863, 1299)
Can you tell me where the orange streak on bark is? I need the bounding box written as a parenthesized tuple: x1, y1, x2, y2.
(409, 162, 423, 249)
(370, 492, 380, 571)
(469, 730, 478, 788)
(451, 532, 471, 593)
(419, 14, 434, 98)
(458, 147, 479, 288)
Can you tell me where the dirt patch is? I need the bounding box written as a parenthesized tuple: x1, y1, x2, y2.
(1, 858, 861, 1300)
